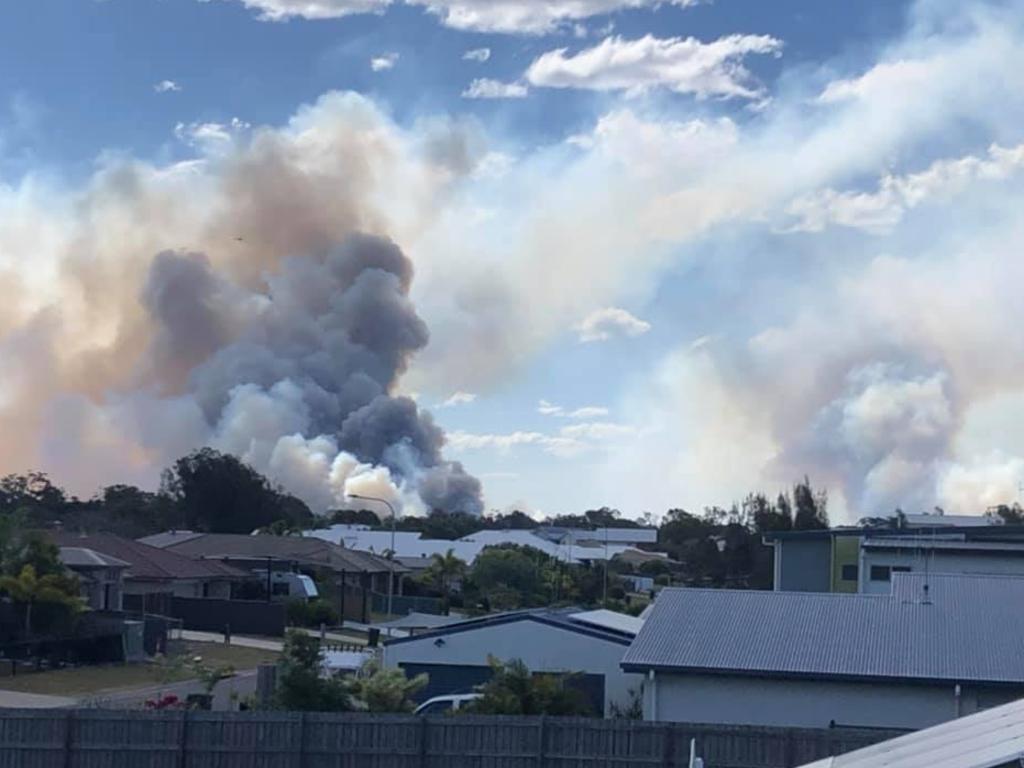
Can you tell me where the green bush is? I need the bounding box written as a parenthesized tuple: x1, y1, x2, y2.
(286, 598, 339, 628)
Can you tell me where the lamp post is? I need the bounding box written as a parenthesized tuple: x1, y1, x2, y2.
(347, 493, 398, 620)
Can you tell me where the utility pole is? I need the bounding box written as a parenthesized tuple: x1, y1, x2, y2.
(347, 494, 398, 621)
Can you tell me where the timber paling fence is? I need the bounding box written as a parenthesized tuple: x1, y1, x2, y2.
(0, 709, 902, 768)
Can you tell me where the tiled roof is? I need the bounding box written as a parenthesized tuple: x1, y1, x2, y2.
(622, 574, 1024, 685)
(148, 532, 406, 574)
(51, 533, 250, 582)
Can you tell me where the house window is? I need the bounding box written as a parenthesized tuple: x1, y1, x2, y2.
(840, 564, 858, 582)
(869, 565, 891, 582)
(892, 566, 911, 574)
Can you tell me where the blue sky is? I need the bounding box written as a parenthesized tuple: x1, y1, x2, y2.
(3, 0, 1024, 522)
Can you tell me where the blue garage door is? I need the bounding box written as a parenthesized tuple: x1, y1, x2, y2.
(400, 664, 605, 713)
(400, 663, 494, 703)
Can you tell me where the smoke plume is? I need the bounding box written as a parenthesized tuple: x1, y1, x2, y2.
(0, 93, 482, 516)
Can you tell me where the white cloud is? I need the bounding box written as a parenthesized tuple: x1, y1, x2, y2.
(438, 390, 477, 407)
(784, 143, 1024, 234)
(536, 400, 609, 419)
(154, 80, 182, 93)
(463, 47, 491, 63)
(818, 59, 936, 104)
(223, 0, 392, 21)
(575, 307, 651, 342)
(218, 0, 697, 33)
(173, 117, 251, 151)
(370, 52, 400, 71)
(461, 78, 529, 99)
(447, 419, 633, 457)
(526, 34, 782, 98)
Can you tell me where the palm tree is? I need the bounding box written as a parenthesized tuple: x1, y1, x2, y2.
(0, 565, 82, 636)
(426, 549, 467, 612)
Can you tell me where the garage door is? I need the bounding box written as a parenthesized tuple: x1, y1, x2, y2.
(400, 663, 494, 703)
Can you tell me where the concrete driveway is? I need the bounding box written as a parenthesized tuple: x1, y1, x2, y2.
(0, 690, 78, 709)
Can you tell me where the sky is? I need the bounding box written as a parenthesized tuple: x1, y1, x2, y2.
(3, 0, 1024, 523)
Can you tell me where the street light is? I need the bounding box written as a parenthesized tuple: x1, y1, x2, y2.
(347, 493, 398, 620)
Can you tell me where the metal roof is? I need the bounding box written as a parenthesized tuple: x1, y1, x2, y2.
(569, 609, 644, 636)
(622, 574, 1024, 685)
(385, 607, 638, 647)
(376, 612, 466, 630)
(862, 537, 1024, 553)
(799, 696, 1024, 768)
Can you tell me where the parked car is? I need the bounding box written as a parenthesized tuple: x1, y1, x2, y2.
(413, 693, 481, 715)
(264, 571, 319, 601)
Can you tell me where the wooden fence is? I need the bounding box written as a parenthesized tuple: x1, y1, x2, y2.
(0, 709, 903, 768)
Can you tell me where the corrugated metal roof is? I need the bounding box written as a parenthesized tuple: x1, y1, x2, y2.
(570, 609, 644, 636)
(863, 537, 1024, 553)
(622, 574, 1024, 684)
(799, 696, 1024, 768)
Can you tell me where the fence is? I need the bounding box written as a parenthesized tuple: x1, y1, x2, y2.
(171, 597, 286, 637)
(369, 592, 444, 618)
(0, 709, 903, 768)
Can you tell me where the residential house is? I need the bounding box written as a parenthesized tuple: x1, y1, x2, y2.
(764, 522, 1024, 594)
(308, 524, 663, 567)
(51, 533, 251, 614)
(383, 607, 645, 716)
(58, 547, 129, 611)
(140, 532, 408, 622)
(797, 695, 1024, 768)
(622, 573, 1024, 730)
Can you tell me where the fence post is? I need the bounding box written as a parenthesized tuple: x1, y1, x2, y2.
(418, 715, 429, 768)
(661, 723, 676, 768)
(179, 710, 189, 768)
(294, 711, 306, 768)
(784, 730, 795, 768)
(63, 710, 74, 768)
(536, 716, 546, 767)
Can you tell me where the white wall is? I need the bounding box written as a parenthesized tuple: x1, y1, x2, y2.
(859, 549, 1024, 595)
(647, 672, 1019, 730)
(383, 619, 641, 716)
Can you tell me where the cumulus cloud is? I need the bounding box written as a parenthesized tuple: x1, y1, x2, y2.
(438, 391, 476, 407)
(526, 34, 782, 98)
(461, 78, 529, 99)
(447, 419, 633, 457)
(223, 0, 392, 21)
(370, 53, 400, 71)
(463, 47, 491, 62)
(219, 0, 698, 33)
(154, 80, 182, 93)
(537, 400, 609, 419)
(784, 143, 1024, 234)
(575, 307, 651, 342)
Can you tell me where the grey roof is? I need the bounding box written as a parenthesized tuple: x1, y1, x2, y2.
(376, 612, 465, 630)
(799, 696, 1024, 768)
(145, 532, 407, 575)
(862, 537, 1024, 553)
(386, 607, 638, 648)
(138, 530, 204, 549)
(622, 574, 1024, 685)
(59, 547, 131, 569)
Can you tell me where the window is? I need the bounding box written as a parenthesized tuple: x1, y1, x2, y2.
(870, 565, 891, 582)
(841, 564, 858, 581)
(272, 582, 290, 596)
(892, 566, 911, 574)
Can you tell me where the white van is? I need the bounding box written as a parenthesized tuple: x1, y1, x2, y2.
(413, 693, 481, 715)
(266, 571, 319, 601)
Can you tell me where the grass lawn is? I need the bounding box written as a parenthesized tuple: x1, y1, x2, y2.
(0, 641, 279, 697)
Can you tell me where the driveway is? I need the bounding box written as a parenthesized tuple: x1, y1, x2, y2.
(0, 690, 78, 709)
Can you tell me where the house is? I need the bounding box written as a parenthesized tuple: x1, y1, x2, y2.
(58, 547, 130, 611)
(140, 531, 408, 622)
(51, 533, 251, 614)
(797, 695, 1024, 768)
(764, 523, 1024, 594)
(383, 607, 645, 716)
(307, 524, 663, 567)
(622, 573, 1024, 730)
